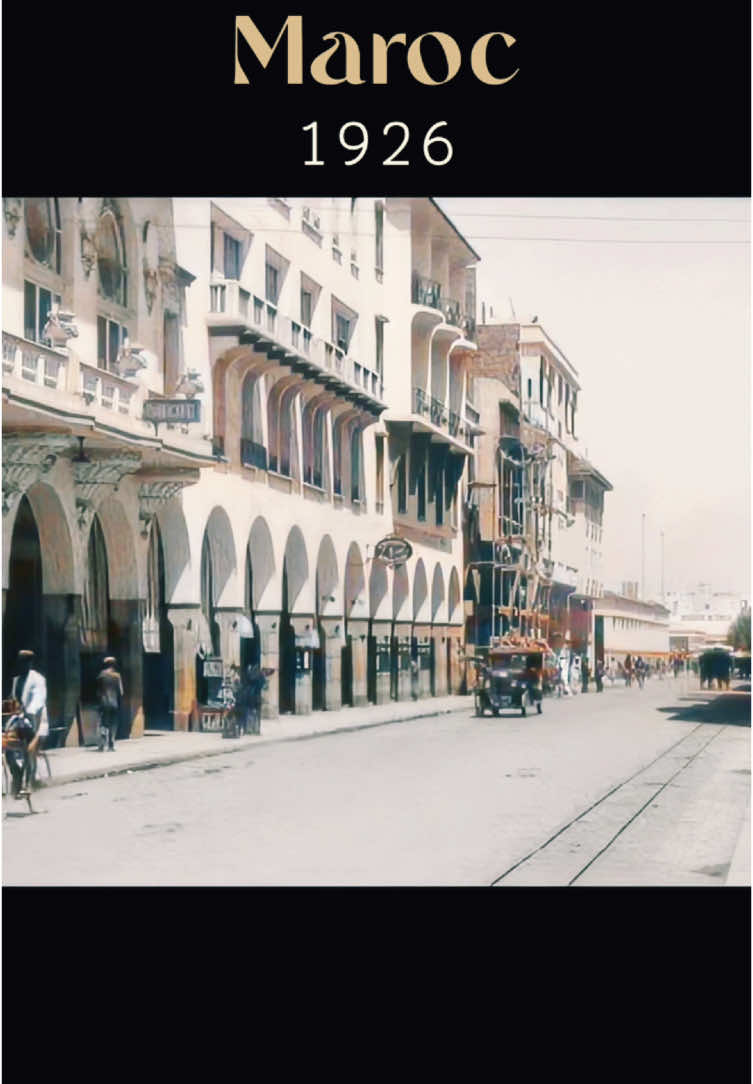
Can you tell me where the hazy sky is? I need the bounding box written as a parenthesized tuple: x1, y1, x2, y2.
(438, 198, 751, 601)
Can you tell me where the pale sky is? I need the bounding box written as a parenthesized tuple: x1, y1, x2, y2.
(438, 198, 751, 601)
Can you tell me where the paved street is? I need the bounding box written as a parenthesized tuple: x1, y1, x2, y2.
(3, 678, 749, 886)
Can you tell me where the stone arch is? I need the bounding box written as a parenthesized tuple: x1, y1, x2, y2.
(393, 561, 410, 621)
(431, 563, 446, 623)
(450, 566, 463, 624)
(369, 559, 390, 621)
(282, 525, 309, 612)
(248, 515, 276, 610)
(344, 541, 367, 620)
(412, 558, 430, 623)
(202, 505, 238, 606)
(154, 498, 192, 604)
(315, 534, 340, 616)
(96, 494, 140, 600)
(21, 480, 76, 595)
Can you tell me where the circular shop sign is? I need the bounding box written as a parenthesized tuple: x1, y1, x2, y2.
(373, 535, 413, 567)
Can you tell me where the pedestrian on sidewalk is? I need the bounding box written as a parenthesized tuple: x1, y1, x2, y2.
(581, 656, 590, 693)
(624, 654, 633, 687)
(96, 656, 123, 751)
(410, 657, 420, 700)
(238, 664, 265, 735)
(6, 649, 49, 795)
(595, 659, 604, 692)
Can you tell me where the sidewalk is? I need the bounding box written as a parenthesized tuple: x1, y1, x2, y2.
(29, 694, 474, 790)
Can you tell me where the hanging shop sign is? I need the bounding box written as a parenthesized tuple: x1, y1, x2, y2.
(373, 534, 413, 568)
(143, 398, 201, 433)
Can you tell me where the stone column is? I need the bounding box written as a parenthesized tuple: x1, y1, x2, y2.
(167, 605, 201, 731)
(347, 618, 369, 707)
(371, 620, 392, 705)
(319, 616, 345, 711)
(432, 625, 448, 697)
(291, 615, 316, 715)
(413, 623, 432, 698)
(448, 629, 463, 693)
(110, 598, 144, 738)
(255, 613, 280, 719)
(214, 608, 244, 674)
(393, 621, 413, 701)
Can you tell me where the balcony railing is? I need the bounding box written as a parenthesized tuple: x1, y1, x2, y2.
(412, 386, 471, 445)
(411, 273, 475, 339)
(3, 331, 72, 393)
(240, 438, 268, 470)
(80, 363, 141, 418)
(208, 286, 384, 406)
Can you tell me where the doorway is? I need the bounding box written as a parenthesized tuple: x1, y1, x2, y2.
(142, 520, 174, 729)
(3, 495, 43, 696)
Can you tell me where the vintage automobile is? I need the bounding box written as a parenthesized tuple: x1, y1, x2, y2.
(473, 640, 550, 717)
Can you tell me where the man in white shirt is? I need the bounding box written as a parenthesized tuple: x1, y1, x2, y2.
(6, 649, 49, 796)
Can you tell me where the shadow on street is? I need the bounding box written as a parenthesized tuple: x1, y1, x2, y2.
(658, 686, 751, 727)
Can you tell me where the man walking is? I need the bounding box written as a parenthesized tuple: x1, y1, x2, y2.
(6, 649, 49, 796)
(595, 658, 604, 692)
(581, 656, 590, 693)
(96, 656, 123, 751)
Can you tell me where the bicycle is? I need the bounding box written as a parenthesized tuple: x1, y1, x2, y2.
(2, 726, 34, 814)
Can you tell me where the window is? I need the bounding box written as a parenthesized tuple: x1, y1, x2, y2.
(527, 378, 532, 402)
(375, 435, 384, 512)
(335, 314, 351, 353)
(397, 455, 407, 514)
(265, 262, 279, 305)
(313, 409, 325, 488)
(25, 198, 61, 272)
(539, 359, 545, 404)
(417, 458, 426, 521)
(97, 315, 128, 372)
(350, 428, 362, 502)
(95, 207, 127, 306)
(24, 281, 60, 345)
(375, 317, 385, 376)
(224, 234, 242, 280)
(375, 203, 384, 273)
(301, 288, 312, 327)
(164, 312, 180, 394)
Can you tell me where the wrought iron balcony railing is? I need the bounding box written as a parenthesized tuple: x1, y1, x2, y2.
(411, 273, 475, 338)
(412, 386, 471, 445)
(240, 438, 268, 471)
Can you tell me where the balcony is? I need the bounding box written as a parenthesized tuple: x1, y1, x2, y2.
(240, 438, 268, 471)
(2, 331, 215, 468)
(207, 284, 385, 414)
(410, 386, 473, 449)
(411, 273, 476, 339)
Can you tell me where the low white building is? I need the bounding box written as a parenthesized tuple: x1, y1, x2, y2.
(593, 591, 670, 665)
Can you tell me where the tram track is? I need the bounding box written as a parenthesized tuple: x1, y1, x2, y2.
(490, 722, 727, 887)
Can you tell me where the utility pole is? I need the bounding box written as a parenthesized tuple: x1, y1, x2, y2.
(641, 512, 646, 600)
(660, 530, 665, 600)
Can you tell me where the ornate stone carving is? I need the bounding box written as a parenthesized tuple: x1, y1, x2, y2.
(80, 226, 97, 278)
(42, 307, 79, 348)
(173, 369, 205, 398)
(4, 198, 22, 238)
(2, 433, 72, 515)
(138, 477, 192, 536)
(143, 261, 159, 314)
(72, 451, 142, 530)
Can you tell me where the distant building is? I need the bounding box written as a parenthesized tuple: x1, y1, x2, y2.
(593, 592, 670, 665)
(665, 585, 748, 653)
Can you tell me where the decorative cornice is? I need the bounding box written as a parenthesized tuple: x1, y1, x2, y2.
(72, 451, 141, 530)
(2, 433, 72, 515)
(138, 478, 190, 535)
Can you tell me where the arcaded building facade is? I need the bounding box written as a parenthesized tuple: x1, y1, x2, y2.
(2, 196, 478, 740)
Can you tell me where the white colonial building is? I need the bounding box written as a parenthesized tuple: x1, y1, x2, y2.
(2, 196, 478, 740)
